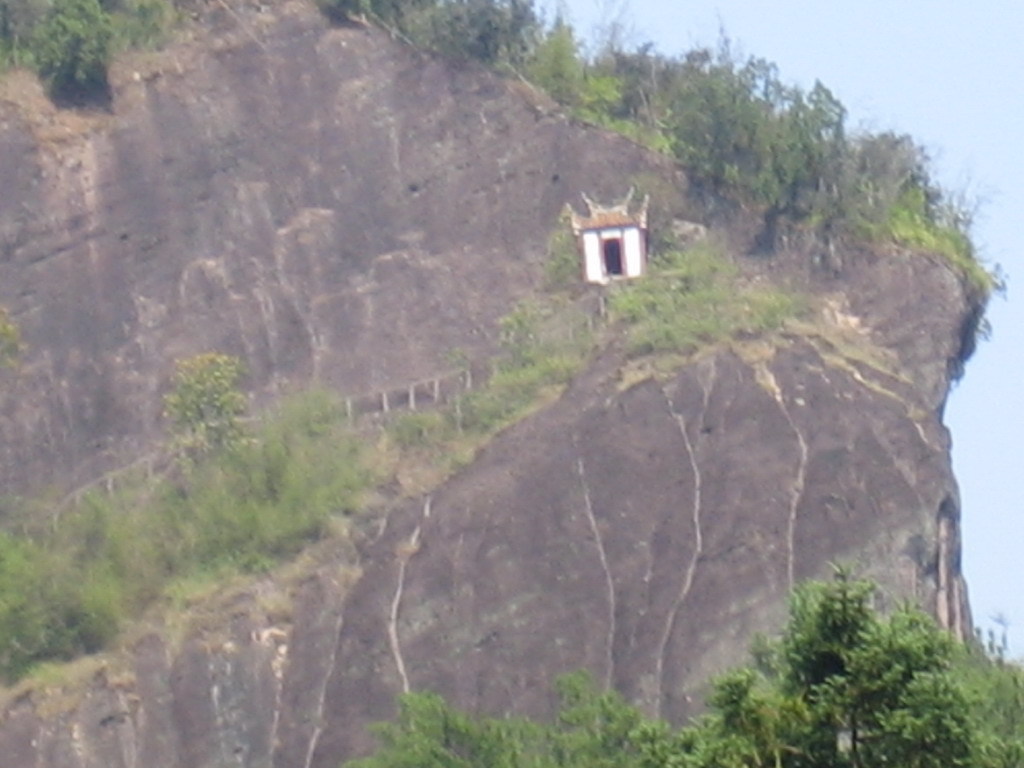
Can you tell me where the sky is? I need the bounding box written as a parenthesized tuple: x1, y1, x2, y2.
(556, 0, 1024, 655)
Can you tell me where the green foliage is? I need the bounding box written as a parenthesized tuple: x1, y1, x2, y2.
(527, 18, 582, 105)
(0, 526, 123, 679)
(2, 0, 174, 87)
(518, 23, 995, 296)
(349, 690, 544, 768)
(774, 572, 974, 768)
(459, 347, 579, 433)
(0, 306, 21, 366)
(348, 671, 648, 768)
(352, 573, 1024, 768)
(457, 299, 587, 433)
(0, 532, 59, 677)
(610, 243, 800, 355)
(30, 0, 114, 97)
(388, 410, 453, 449)
(858, 185, 992, 291)
(164, 352, 247, 456)
(0, 389, 371, 682)
(0, 0, 46, 68)
(954, 645, 1024, 768)
(420, 0, 538, 68)
(109, 0, 175, 50)
(544, 222, 580, 290)
(156, 391, 367, 568)
(316, 0, 540, 70)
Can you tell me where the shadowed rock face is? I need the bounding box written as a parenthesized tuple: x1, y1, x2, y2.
(0, 2, 978, 767)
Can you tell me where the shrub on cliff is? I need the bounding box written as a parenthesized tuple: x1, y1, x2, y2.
(424, 0, 538, 68)
(0, 307, 21, 366)
(527, 18, 583, 106)
(164, 352, 247, 457)
(30, 0, 113, 99)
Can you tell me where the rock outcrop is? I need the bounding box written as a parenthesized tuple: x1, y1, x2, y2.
(0, 2, 979, 766)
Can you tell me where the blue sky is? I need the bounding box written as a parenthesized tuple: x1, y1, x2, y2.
(555, 0, 1024, 654)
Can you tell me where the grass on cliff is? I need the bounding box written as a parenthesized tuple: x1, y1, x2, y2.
(856, 186, 996, 294)
(0, 297, 594, 683)
(383, 298, 593, 488)
(0, 390, 374, 682)
(610, 241, 803, 356)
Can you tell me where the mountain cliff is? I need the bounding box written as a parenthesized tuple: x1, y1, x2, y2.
(0, 2, 983, 767)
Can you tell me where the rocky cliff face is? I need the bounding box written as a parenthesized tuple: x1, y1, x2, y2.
(0, 0, 677, 496)
(0, 2, 979, 767)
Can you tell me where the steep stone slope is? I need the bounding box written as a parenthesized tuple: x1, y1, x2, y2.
(0, 2, 980, 767)
(0, 0, 676, 497)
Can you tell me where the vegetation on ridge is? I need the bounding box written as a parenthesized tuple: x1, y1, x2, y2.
(1, 0, 173, 96)
(348, 572, 1024, 768)
(2, 0, 995, 298)
(309, 0, 994, 293)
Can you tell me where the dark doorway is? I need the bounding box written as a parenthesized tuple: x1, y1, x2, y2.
(603, 238, 623, 276)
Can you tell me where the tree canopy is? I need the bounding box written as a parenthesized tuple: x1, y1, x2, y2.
(348, 572, 1024, 768)
(31, 0, 113, 97)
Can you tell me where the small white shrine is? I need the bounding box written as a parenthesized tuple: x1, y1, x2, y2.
(568, 189, 650, 285)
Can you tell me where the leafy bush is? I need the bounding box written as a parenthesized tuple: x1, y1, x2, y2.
(527, 19, 582, 105)
(543, 224, 580, 290)
(388, 410, 452, 448)
(110, 0, 175, 50)
(460, 349, 578, 433)
(159, 390, 368, 569)
(3, 0, 172, 89)
(30, 0, 114, 98)
(164, 352, 247, 456)
(421, 0, 538, 68)
(315, 0, 540, 70)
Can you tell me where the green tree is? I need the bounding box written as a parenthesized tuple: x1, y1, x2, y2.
(163, 352, 247, 455)
(1, 0, 48, 64)
(426, 0, 538, 68)
(527, 18, 583, 105)
(771, 572, 975, 768)
(31, 0, 114, 97)
(350, 573, 1022, 768)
